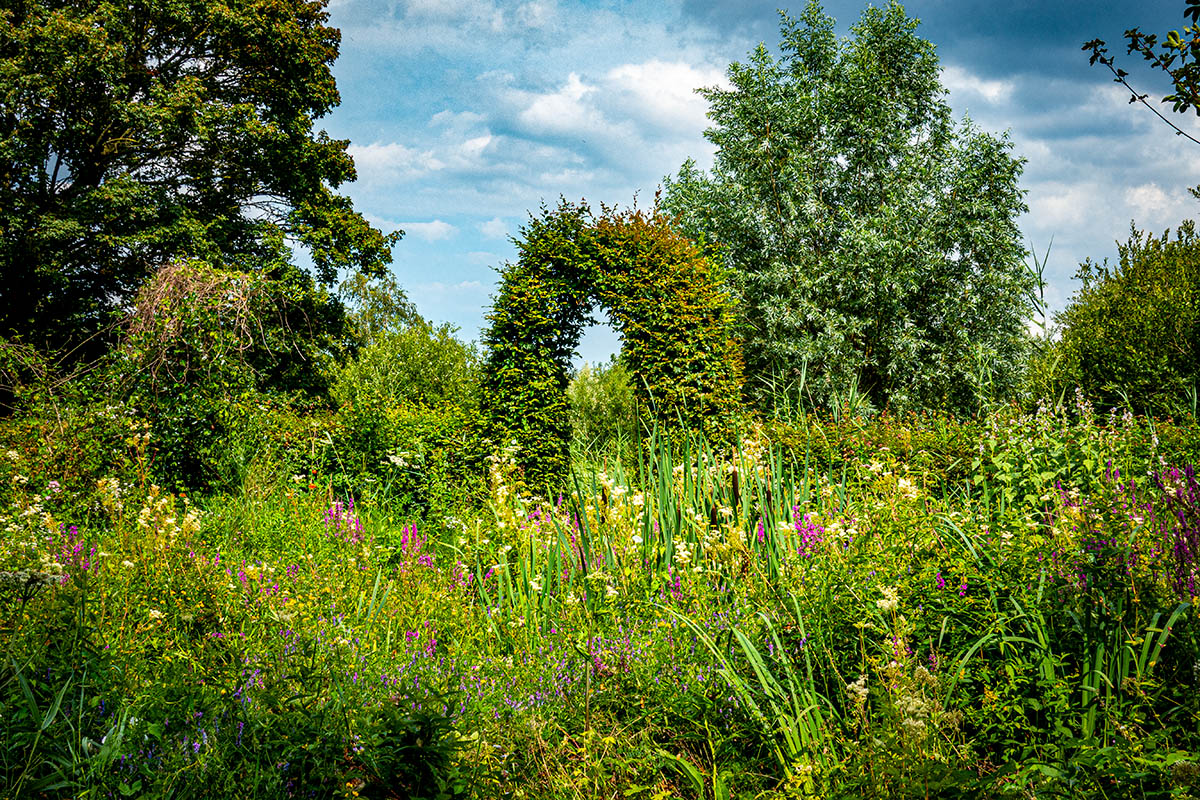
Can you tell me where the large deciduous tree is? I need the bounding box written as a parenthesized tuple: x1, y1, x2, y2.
(663, 1, 1034, 414)
(0, 0, 396, 356)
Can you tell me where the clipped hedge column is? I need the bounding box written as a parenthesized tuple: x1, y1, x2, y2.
(480, 200, 744, 489)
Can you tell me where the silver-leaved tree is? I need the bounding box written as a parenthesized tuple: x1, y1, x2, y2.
(663, 0, 1035, 415)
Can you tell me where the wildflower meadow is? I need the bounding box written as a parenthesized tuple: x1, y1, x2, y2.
(2, 395, 1198, 799)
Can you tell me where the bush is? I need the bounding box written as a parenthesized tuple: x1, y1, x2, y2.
(1051, 221, 1200, 418)
(330, 319, 484, 516)
(566, 357, 637, 455)
(0, 259, 360, 499)
(334, 320, 477, 412)
(108, 262, 274, 491)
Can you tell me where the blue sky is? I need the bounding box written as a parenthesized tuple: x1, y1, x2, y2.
(320, 0, 1200, 365)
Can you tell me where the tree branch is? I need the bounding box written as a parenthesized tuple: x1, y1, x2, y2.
(1085, 39, 1200, 146)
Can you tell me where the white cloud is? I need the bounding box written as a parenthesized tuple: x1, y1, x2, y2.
(941, 64, 1015, 105)
(347, 132, 494, 187)
(603, 60, 726, 135)
(535, 166, 599, 185)
(1013, 136, 1052, 163)
(495, 57, 722, 184)
(1125, 183, 1173, 219)
(349, 142, 444, 179)
(515, 0, 556, 29)
(459, 134, 493, 161)
(400, 219, 458, 241)
(403, 0, 505, 31)
(362, 213, 404, 235)
(516, 73, 602, 135)
(430, 109, 487, 128)
(418, 279, 487, 294)
(1027, 183, 1097, 230)
(478, 217, 508, 238)
(511, 60, 725, 144)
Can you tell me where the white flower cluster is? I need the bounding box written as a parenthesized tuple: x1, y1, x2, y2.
(97, 477, 127, 514)
(876, 586, 900, 613)
(0, 569, 63, 590)
(486, 442, 520, 505)
(846, 674, 869, 704)
(897, 692, 930, 733)
(134, 486, 203, 543)
(824, 517, 858, 543)
(672, 538, 693, 570)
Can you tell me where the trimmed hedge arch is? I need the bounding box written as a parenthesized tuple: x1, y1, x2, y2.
(479, 200, 744, 487)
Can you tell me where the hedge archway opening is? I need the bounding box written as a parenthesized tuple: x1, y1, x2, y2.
(480, 200, 744, 488)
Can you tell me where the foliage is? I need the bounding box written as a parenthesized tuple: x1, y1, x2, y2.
(331, 317, 484, 518)
(1049, 222, 1200, 418)
(0, 0, 397, 358)
(334, 319, 479, 413)
(0, 259, 360, 499)
(470, 415, 1200, 798)
(1084, 0, 1200, 147)
(339, 271, 423, 347)
(1154, 463, 1200, 601)
(1021, 331, 1067, 410)
(107, 259, 353, 492)
(0, 485, 468, 799)
(662, 0, 1033, 414)
(567, 357, 637, 456)
(479, 200, 744, 489)
(6, 2, 1200, 785)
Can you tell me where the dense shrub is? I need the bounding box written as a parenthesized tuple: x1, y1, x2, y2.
(105, 260, 344, 492)
(0, 260, 362, 502)
(1050, 221, 1200, 418)
(331, 318, 484, 516)
(566, 357, 637, 454)
(334, 319, 477, 412)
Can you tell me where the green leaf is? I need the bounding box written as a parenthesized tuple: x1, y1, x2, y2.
(40, 679, 70, 732)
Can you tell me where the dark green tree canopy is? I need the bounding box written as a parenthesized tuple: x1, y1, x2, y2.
(480, 201, 744, 488)
(0, 0, 396, 354)
(663, 0, 1033, 414)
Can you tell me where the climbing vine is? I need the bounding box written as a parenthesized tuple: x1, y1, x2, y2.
(480, 200, 744, 488)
